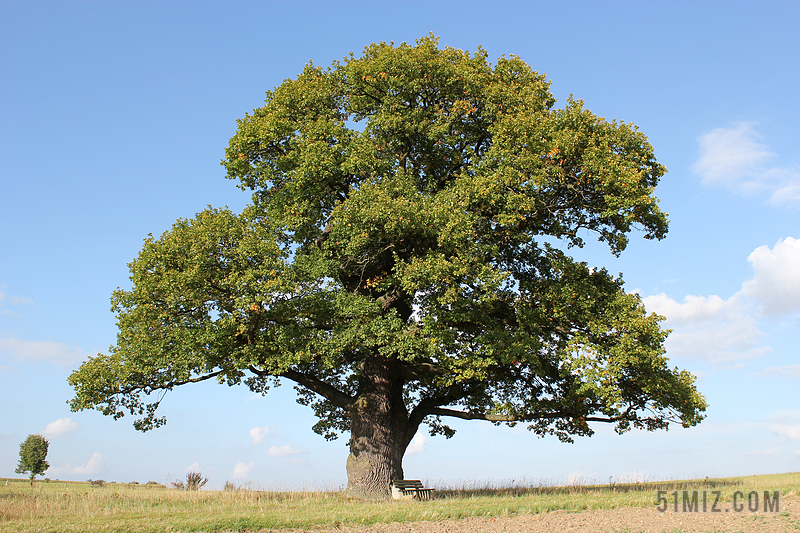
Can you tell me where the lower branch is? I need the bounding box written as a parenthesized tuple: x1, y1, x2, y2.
(428, 407, 628, 424)
(250, 366, 355, 410)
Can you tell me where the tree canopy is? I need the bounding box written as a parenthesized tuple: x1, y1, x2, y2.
(69, 35, 706, 498)
(16, 434, 50, 485)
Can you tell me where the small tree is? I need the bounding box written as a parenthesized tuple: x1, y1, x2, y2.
(15, 434, 50, 486)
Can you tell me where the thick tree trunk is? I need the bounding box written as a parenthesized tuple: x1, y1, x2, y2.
(345, 355, 415, 499)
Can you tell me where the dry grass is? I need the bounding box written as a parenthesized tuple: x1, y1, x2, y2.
(1, 472, 798, 533)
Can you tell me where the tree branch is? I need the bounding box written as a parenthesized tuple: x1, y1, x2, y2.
(314, 219, 333, 249)
(427, 407, 630, 424)
(399, 362, 446, 381)
(253, 367, 355, 410)
(117, 369, 226, 397)
(407, 382, 482, 430)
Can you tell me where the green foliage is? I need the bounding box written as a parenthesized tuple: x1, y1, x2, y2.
(15, 434, 49, 485)
(68, 35, 705, 453)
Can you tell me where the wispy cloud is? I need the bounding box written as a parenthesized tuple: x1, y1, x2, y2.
(0, 289, 34, 315)
(0, 336, 89, 367)
(757, 364, 800, 379)
(266, 445, 303, 457)
(0, 290, 34, 305)
(770, 423, 800, 441)
(43, 418, 79, 439)
(694, 122, 774, 186)
(742, 448, 779, 457)
(694, 122, 800, 206)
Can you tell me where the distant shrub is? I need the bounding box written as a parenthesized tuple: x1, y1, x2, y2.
(169, 471, 209, 490)
(185, 471, 208, 491)
(88, 479, 106, 487)
(223, 480, 237, 492)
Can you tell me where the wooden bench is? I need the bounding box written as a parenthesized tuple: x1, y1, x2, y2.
(390, 479, 435, 500)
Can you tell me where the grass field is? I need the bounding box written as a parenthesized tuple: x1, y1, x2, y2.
(1, 472, 798, 533)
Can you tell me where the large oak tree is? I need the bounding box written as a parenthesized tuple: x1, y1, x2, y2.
(69, 36, 706, 499)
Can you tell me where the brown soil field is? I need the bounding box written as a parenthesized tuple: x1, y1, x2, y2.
(261, 495, 800, 533)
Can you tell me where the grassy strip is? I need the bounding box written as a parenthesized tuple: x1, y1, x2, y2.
(1, 473, 798, 533)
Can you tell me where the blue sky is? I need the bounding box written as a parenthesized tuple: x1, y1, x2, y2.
(1, 0, 798, 489)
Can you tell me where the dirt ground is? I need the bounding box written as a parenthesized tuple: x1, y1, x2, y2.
(266, 495, 800, 533)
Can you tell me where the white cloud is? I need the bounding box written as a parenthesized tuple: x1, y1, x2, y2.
(231, 462, 254, 479)
(643, 237, 800, 367)
(249, 426, 270, 445)
(0, 336, 89, 367)
(758, 364, 800, 379)
(771, 423, 800, 441)
(742, 448, 779, 457)
(43, 418, 79, 439)
(742, 237, 800, 316)
(185, 461, 201, 473)
(405, 431, 427, 456)
(72, 452, 104, 475)
(642, 292, 768, 365)
(266, 445, 302, 457)
(693, 122, 800, 206)
(644, 293, 729, 322)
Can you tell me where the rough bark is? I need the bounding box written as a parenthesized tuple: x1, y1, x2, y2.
(345, 355, 415, 499)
